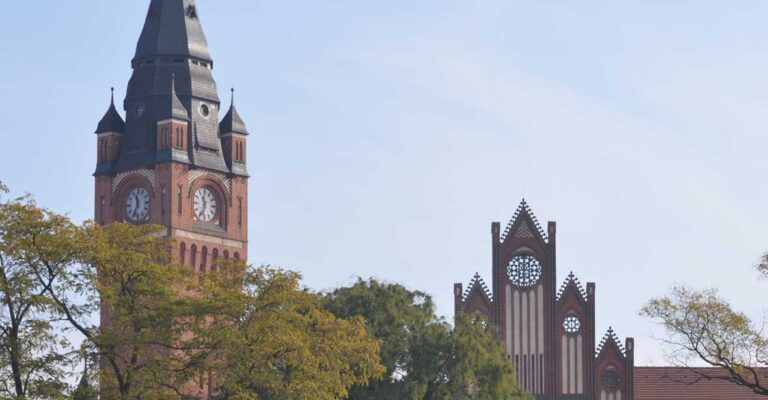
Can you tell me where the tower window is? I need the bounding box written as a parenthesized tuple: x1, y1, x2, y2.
(237, 198, 243, 227)
(160, 186, 166, 217)
(211, 249, 219, 273)
(179, 242, 186, 265)
(99, 196, 105, 225)
(190, 245, 197, 270)
(201, 247, 208, 274)
(177, 186, 183, 215)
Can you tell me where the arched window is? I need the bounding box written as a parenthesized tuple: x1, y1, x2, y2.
(177, 186, 183, 215)
(161, 186, 166, 217)
(201, 247, 208, 274)
(179, 242, 186, 265)
(211, 249, 219, 272)
(234, 252, 240, 261)
(223, 250, 229, 259)
(237, 198, 243, 227)
(190, 245, 197, 270)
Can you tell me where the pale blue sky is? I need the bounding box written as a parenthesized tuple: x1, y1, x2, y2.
(2, 1, 768, 366)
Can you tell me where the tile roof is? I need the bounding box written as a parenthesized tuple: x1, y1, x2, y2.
(635, 367, 768, 400)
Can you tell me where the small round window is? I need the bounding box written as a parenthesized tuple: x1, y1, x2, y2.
(199, 103, 211, 118)
(563, 316, 581, 333)
(603, 370, 620, 390)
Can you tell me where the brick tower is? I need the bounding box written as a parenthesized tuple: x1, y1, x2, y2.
(93, 1, 249, 397)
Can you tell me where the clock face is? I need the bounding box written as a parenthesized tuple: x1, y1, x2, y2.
(507, 255, 542, 287)
(125, 187, 150, 222)
(194, 188, 218, 222)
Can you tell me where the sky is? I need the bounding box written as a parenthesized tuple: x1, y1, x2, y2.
(2, 1, 768, 366)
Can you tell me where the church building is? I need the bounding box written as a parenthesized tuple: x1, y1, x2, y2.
(453, 200, 768, 400)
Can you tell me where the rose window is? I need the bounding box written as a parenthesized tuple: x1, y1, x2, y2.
(507, 255, 542, 287)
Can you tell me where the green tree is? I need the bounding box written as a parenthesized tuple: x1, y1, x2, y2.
(37, 221, 211, 399)
(0, 189, 73, 399)
(323, 279, 526, 400)
(202, 266, 384, 400)
(641, 259, 768, 396)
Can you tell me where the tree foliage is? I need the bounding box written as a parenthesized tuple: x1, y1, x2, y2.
(0, 194, 74, 399)
(324, 279, 526, 400)
(641, 286, 768, 396)
(202, 266, 384, 400)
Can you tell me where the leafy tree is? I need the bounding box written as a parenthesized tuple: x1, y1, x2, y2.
(324, 279, 526, 400)
(641, 261, 768, 397)
(0, 191, 74, 399)
(202, 266, 384, 400)
(36, 221, 211, 399)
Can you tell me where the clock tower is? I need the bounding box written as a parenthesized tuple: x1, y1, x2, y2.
(93, 1, 248, 396)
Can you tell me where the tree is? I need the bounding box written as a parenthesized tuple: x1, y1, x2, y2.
(323, 279, 526, 400)
(641, 281, 768, 396)
(0, 191, 74, 399)
(36, 221, 212, 399)
(200, 266, 384, 400)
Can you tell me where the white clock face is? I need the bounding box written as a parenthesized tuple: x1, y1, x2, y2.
(194, 188, 218, 222)
(126, 187, 150, 222)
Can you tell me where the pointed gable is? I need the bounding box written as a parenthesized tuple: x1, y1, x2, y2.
(461, 273, 493, 319)
(501, 199, 548, 244)
(557, 272, 588, 303)
(597, 328, 627, 360)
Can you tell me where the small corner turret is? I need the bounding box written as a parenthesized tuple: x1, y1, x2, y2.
(94, 88, 125, 176)
(220, 88, 249, 177)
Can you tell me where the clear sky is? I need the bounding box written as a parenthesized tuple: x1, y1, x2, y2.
(2, 1, 767, 366)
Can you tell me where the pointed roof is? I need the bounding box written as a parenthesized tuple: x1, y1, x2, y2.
(159, 74, 189, 121)
(220, 88, 248, 135)
(557, 271, 588, 302)
(596, 327, 627, 358)
(134, 0, 212, 63)
(463, 272, 492, 302)
(95, 88, 125, 134)
(500, 199, 548, 242)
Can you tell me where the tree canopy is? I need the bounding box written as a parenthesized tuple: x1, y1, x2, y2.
(324, 279, 527, 400)
(641, 259, 768, 396)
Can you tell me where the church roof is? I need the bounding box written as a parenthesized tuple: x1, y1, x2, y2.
(220, 88, 248, 135)
(463, 273, 492, 302)
(134, 0, 212, 63)
(95, 88, 125, 134)
(634, 367, 768, 400)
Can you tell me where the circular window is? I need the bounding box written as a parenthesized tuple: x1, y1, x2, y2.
(199, 103, 211, 118)
(563, 316, 581, 333)
(603, 370, 620, 390)
(507, 255, 542, 287)
(134, 102, 146, 118)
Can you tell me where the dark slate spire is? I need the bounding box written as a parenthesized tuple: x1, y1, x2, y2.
(134, 0, 212, 63)
(115, 0, 228, 174)
(160, 74, 189, 121)
(220, 88, 248, 135)
(95, 88, 125, 134)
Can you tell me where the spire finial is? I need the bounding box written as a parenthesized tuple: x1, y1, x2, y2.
(231, 87, 235, 106)
(110, 87, 115, 105)
(171, 73, 176, 94)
